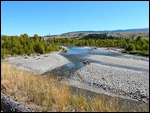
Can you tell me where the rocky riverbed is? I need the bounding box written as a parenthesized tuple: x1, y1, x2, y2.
(3, 52, 70, 74)
(3, 47, 149, 103)
(64, 63, 149, 103)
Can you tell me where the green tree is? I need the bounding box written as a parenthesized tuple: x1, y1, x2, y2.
(125, 43, 135, 51)
(12, 47, 19, 54)
(1, 49, 8, 59)
(2, 36, 9, 41)
(28, 43, 35, 54)
(23, 33, 28, 39)
(24, 45, 29, 54)
(33, 34, 40, 43)
(18, 48, 25, 55)
(34, 34, 39, 39)
(34, 43, 45, 54)
(136, 36, 142, 41)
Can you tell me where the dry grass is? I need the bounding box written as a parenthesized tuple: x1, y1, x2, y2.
(1, 62, 149, 112)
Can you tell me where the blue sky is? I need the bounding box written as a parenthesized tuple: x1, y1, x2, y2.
(1, 1, 149, 36)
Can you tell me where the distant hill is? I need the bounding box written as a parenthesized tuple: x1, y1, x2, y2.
(1, 28, 149, 39)
(60, 28, 149, 35)
(44, 28, 149, 39)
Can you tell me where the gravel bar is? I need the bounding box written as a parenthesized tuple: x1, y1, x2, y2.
(4, 52, 70, 74)
(67, 63, 149, 103)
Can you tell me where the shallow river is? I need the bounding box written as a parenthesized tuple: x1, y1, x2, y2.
(47, 46, 149, 77)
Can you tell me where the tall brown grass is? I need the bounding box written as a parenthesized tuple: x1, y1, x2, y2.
(1, 62, 148, 112)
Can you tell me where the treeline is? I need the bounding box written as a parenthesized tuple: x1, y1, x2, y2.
(1, 34, 149, 59)
(123, 36, 149, 56)
(47, 36, 149, 56)
(82, 33, 119, 40)
(1, 34, 64, 59)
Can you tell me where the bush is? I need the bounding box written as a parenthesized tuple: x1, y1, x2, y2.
(34, 43, 45, 54)
(1, 49, 7, 59)
(136, 36, 142, 41)
(18, 49, 25, 55)
(125, 44, 135, 51)
(12, 47, 19, 54)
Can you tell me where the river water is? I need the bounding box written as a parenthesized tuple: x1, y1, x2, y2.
(47, 46, 149, 77)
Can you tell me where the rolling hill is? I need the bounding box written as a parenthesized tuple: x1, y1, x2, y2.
(44, 28, 149, 39)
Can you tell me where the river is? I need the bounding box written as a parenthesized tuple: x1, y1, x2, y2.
(47, 46, 149, 77)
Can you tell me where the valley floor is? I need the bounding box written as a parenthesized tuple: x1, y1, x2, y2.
(3, 47, 149, 103)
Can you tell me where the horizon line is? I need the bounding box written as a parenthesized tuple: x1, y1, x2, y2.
(2, 27, 149, 37)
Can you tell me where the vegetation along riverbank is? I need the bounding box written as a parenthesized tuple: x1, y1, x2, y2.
(1, 33, 149, 59)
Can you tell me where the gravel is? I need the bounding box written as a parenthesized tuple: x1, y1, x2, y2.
(67, 63, 149, 103)
(4, 52, 70, 74)
(87, 55, 149, 70)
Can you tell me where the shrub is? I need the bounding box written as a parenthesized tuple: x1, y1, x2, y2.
(34, 43, 45, 54)
(125, 43, 135, 51)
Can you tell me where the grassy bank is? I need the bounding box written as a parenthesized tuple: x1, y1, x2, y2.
(1, 62, 148, 112)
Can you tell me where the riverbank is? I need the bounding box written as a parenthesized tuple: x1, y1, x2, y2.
(2, 62, 148, 112)
(64, 47, 149, 103)
(83, 46, 124, 52)
(3, 47, 149, 103)
(84, 46, 149, 57)
(3, 52, 70, 74)
(87, 54, 149, 70)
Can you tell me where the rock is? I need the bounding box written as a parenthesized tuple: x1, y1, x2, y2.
(24, 56, 28, 59)
(44, 55, 48, 57)
(1, 93, 34, 112)
(102, 77, 105, 80)
(141, 97, 148, 103)
(82, 60, 90, 65)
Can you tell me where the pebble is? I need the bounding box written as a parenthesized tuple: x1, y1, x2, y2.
(71, 63, 149, 102)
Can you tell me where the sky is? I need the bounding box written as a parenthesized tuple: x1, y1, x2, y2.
(1, 1, 149, 36)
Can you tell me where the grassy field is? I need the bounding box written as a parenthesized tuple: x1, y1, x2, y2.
(1, 62, 149, 112)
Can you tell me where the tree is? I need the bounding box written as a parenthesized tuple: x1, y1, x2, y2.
(34, 43, 45, 54)
(18, 48, 25, 55)
(2, 36, 9, 41)
(136, 36, 142, 41)
(12, 47, 19, 54)
(125, 43, 135, 51)
(34, 34, 39, 39)
(22, 33, 28, 40)
(123, 42, 128, 48)
(33, 34, 40, 43)
(28, 43, 35, 54)
(23, 45, 29, 54)
(1, 49, 8, 59)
